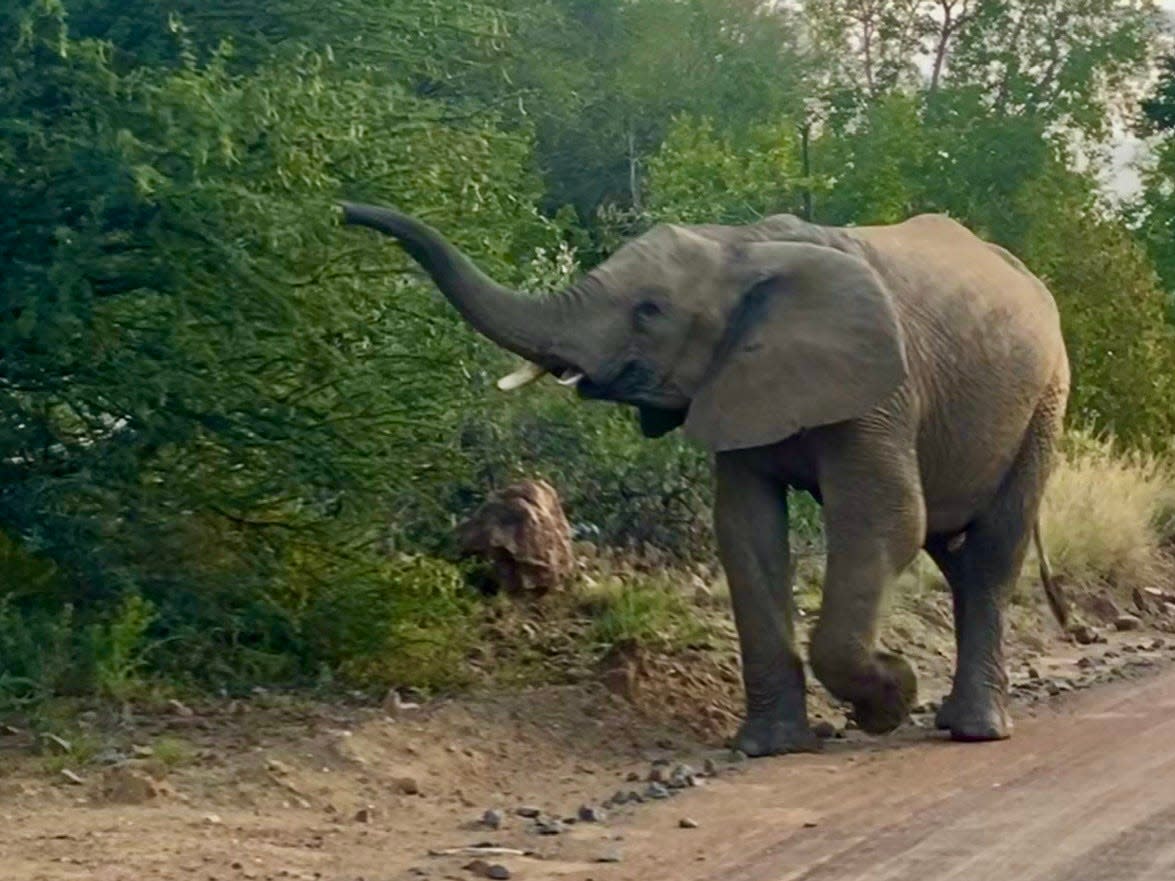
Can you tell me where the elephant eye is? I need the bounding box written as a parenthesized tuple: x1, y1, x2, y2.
(633, 300, 664, 328)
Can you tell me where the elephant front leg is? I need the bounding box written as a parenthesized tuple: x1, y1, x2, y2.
(715, 454, 818, 757)
(807, 429, 924, 735)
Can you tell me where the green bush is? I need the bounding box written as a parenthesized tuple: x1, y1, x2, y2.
(0, 599, 77, 707)
(579, 573, 709, 649)
(298, 555, 476, 692)
(0, 0, 556, 695)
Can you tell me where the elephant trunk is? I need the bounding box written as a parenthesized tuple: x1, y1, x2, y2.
(339, 202, 565, 368)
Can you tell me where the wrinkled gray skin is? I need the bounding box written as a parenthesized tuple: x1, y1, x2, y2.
(340, 202, 1070, 754)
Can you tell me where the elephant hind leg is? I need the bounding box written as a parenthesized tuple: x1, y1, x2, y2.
(926, 390, 1064, 742)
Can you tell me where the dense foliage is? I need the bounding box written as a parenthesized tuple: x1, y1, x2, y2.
(2, 0, 1173, 700)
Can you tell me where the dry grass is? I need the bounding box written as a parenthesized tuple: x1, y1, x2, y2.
(1039, 431, 1175, 591)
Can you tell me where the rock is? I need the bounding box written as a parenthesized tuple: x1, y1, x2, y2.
(1115, 614, 1143, 632)
(99, 749, 134, 766)
(329, 730, 367, 765)
(0, 723, 20, 736)
(382, 690, 421, 718)
(595, 849, 623, 863)
(395, 777, 421, 796)
(1071, 624, 1101, 645)
(647, 766, 668, 784)
(813, 721, 838, 739)
(456, 479, 574, 596)
(1077, 656, 1097, 669)
(40, 733, 72, 754)
(1088, 593, 1122, 622)
(354, 806, 375, 823)
(203, 814, 223, 825)
(1026, 665, 1042, 680)
(703, 758, 718, 776)
(168, 699, 195, 717)
(1152, 638, 1167, 650)
(465, 859, 510, 880)
(645, 783, 670, 800)
(266, 758, 294, 776)
(668, 764, 698, 789)
(728, 749, 748, 763)
(536, 819, 564, 835)
(625, 771, 641, 782)
(599, 639, 646, 701)
(481, 809, 504, 830)
(59, 769, 85, 786)
(516, 805, 542, 818)
(99, 766, 165, 804)
(679, 817, 700, 829)
(577, 804, 605, 823)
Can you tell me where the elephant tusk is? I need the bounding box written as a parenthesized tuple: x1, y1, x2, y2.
(556, 370, 585, 388)
(496, 361, 547, 391)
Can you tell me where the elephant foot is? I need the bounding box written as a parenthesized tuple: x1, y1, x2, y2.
(849, 652, 918, 736)
(937, 693, 1011, 742)
(734, 717, 821, 757)
(934, 694, 956, 731)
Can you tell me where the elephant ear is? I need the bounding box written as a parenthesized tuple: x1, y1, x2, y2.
(684, 241, 908, 452)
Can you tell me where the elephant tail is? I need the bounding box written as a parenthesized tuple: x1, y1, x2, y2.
(1034, 518, 1071, 630)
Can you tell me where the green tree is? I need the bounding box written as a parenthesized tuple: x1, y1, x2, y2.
(646, 116, 812, 225)
(1132, 52, 1175, 318)
(0, 0, 557, 691)
(501, 0, 809, 225)
(945, 0, 1159, 135)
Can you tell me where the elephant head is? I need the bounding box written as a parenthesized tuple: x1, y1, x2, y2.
(339, 202, 909, 451)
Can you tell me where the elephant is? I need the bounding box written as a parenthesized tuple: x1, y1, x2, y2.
(339, 201, 1071, 755)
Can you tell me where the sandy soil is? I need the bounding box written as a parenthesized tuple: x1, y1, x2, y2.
(1, 583, 1172, 881)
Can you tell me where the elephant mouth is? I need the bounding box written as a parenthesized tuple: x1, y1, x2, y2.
(496, 360, 586, 392)
(582, 360, 683, 407)
(497, 358, 683, 410)
(496, 357, 617, 399)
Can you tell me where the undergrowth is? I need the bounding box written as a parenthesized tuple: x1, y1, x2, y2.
(1039, 431, 1175, 592)
(2, 432, 1172, 712)
(578, 573, 711, 649)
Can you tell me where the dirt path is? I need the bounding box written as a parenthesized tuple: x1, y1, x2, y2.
(2, 623, 1173, 881)
(560, 667, 1175, 881)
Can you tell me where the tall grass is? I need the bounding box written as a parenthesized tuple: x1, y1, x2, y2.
(1040, 431, 1175, 590)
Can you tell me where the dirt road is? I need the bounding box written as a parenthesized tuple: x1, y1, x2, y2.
(4, 630, 1174, 881)
(572, 668, 1175, 881)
